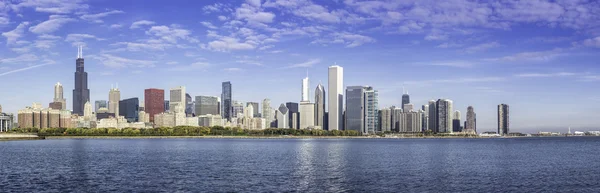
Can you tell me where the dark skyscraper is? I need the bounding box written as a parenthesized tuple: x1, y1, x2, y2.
(119, 98, 139, 122)
(498, 104, 509, 135)
(164, 100, 170, 112)
(345, 86, 365, 133)
(144, 88, 164, 122)
(72, 46, 90, 116)
(401, 93, 410, 112)
(222, 81, 232, 121)
(286, 102, 299, 129)
(185, 93, 194, 116)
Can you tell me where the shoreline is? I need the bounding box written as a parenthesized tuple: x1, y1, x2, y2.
(42, 135, 544, 139)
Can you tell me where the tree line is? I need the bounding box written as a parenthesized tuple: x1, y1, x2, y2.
(10, 126, 362, 137)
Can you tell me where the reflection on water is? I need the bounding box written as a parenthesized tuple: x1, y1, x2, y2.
(1, 138, 600, 192)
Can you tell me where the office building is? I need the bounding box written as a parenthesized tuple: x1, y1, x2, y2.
(95, 100, 107, 112)
(328, 65, 343, 130)
(276, 104, 289, 129)
(379, 108, 392, 132)
(108, 87, 120, 117)
(18, 103, 72, 129)
(198, 114, 223, 127)
(286, 102, 299, 129)
(299, 102, 315, 129)
(119, 98, 139, 122)
(164, 100, 170, 112)
(391, 106, 403, 132)
(403, 103, 414, 113)
(262, 98, 274, 124)
(422, 105, 429, 132)
(452, 110, 462, 132)
(170, 86, 185, 114)
(232, 101, 244, 118)
(428, 100, 437, 132)
(0, 105, 13, 132)
(498, 104, 509, 135)
(185, 93, 194, 116)
(195, 96, 219, 116)
(364, 87, 379, 133)
(402, 91, 410, 112)
(222, 81, 232, 121)
(247, 102, 259, 117)
(345, 86, 364, 133)
(436, 99, 453, 133)
(53, 82, 66, 110)
(465, 106, 477, 133)
(399, 111, 422, 133)
(144, 88, 164, 122)
(72, 46, 90, 116)
(314, 83, 326, 130)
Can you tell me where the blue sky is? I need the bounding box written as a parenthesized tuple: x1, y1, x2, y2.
(1, 0, 600, 132)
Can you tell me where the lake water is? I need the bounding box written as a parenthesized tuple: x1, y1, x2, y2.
(1, 137, 599, 192)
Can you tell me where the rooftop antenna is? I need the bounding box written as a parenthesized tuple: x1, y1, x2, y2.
(80, 45, 83, 58)
(77, 46, 80, 58)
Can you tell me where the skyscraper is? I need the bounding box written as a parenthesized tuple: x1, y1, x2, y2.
(222, 81, 232, 121)
(185, 93, 194, 116)
(364, 86, 379, 134)
(498, 104, 509, 135)
(403, 103, 414, 112)
(328, 65, 343, 130)
(164, 100, 170, 112)
(402, 91, 410, 112)
(286, 102, 299, 129)
(170, 86, 185, 114)
(262, 99, 274, 123)
(465, 106, 477, 133)
(436, 99, 453, 133)
(95, 100, 107, 112)
(299, 74, 315, 129)
(379, 108, 392, 132)
(72, 46, 90, 116)
(232, 101, 244, 118)
(144, 88, 164, 122)
(422, 105, 429, 132)
(345, 86, 364, 133)
(246, 102, 259, 117)
(53, 82, 66, 110)
(195, 96, 219, 116)
(109, 86, 120, 117)
(276, 103, 289, 129)
(119, 98, 139, 122)
(314, 83, 326, 130)
(428, 100, 437, 132)
(452, 110, 462, 132)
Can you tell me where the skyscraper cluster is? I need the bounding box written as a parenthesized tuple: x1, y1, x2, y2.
(11, 47, 510, 135)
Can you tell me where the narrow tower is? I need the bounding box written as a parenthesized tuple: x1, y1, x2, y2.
(72, 46, 90, 116)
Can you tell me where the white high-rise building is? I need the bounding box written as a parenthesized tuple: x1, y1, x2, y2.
(108, 86, 120, 117)
(437, 99, 453, 133)
(300, 102, 315, 129)
(328, 65, 343, 130)
(276, 104, 289, 129)
(170, 86, 186, 114)
(262, 99, 273, 125)
(53, 82, 66, 110)
(302, 74, 309, 102)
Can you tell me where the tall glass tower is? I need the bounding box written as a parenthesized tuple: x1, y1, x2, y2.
(221, 81, 232, 121)
(72, 46, 90, 116)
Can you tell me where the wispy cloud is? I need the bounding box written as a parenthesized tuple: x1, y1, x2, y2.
(87, 54, 156, 68)
(464, 42, 499, 53)
(420, 61, 476, 68)
(1, 22, 29, 44)
(29, 15, 76, 34)
(168, 61, 210, 71)
(283, 59, 321, 69)
(223, 67, 243, 72)
(200, 21, 218, 29)
(0, 60, 55, 77)
(403, 77, 505, 86)
(515, 72, 576, 78)
(80, 10, 124, 23)
(130, 20, 155, 29)
(484, 48, 566, 62)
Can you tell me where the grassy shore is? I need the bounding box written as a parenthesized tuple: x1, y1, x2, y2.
(42, 135, 487, 139)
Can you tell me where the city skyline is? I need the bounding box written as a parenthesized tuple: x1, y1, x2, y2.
(1, 1, 600, 132)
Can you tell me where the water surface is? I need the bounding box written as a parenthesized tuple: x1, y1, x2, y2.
(1, 137, 599, 192)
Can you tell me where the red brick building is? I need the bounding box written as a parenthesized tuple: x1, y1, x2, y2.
(144, 88, 165, 122)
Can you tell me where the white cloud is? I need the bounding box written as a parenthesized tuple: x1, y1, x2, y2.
(583, 37, 600, 48)
(29, 15, 76, 34)
(110, 24, 123, 29)
(87, 54, 156, 68)
(200, 21, 218, 29)
(515, 72, 576, 78)
(218, 16, 228, 21)
(205, 37, 256, 52)
(464, 42, 499, 53)
(403, 77, 505, 86)
(312, 32, 375, 48)
(111, 41, 171, 52)
(11, 0, 89, 14)
(235, 3, 275, 23)
(168, 61, 210, 71)
(224, 67, 243, 72)
(80, 10, 124, 23)
(166, 61, 178, 65)
(485, 48, 565, 62)
(65, 33, 102, 46)
(38, 34, 61, 39)
(130, 20, 155, 29)
(284, 58, 320, 68)
(0, 63, 51, 77)
(422, 61, 476, 68)
(146, 25, 197, 44)
(236, 59, 262, 66)
(424, 33, 448, 41)
(2, 22, 29, 44)
(0, 54, 38, 63)
(0, 17, 8, 25)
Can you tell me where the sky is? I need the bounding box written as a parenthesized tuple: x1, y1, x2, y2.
(1, 0, 600, 133)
